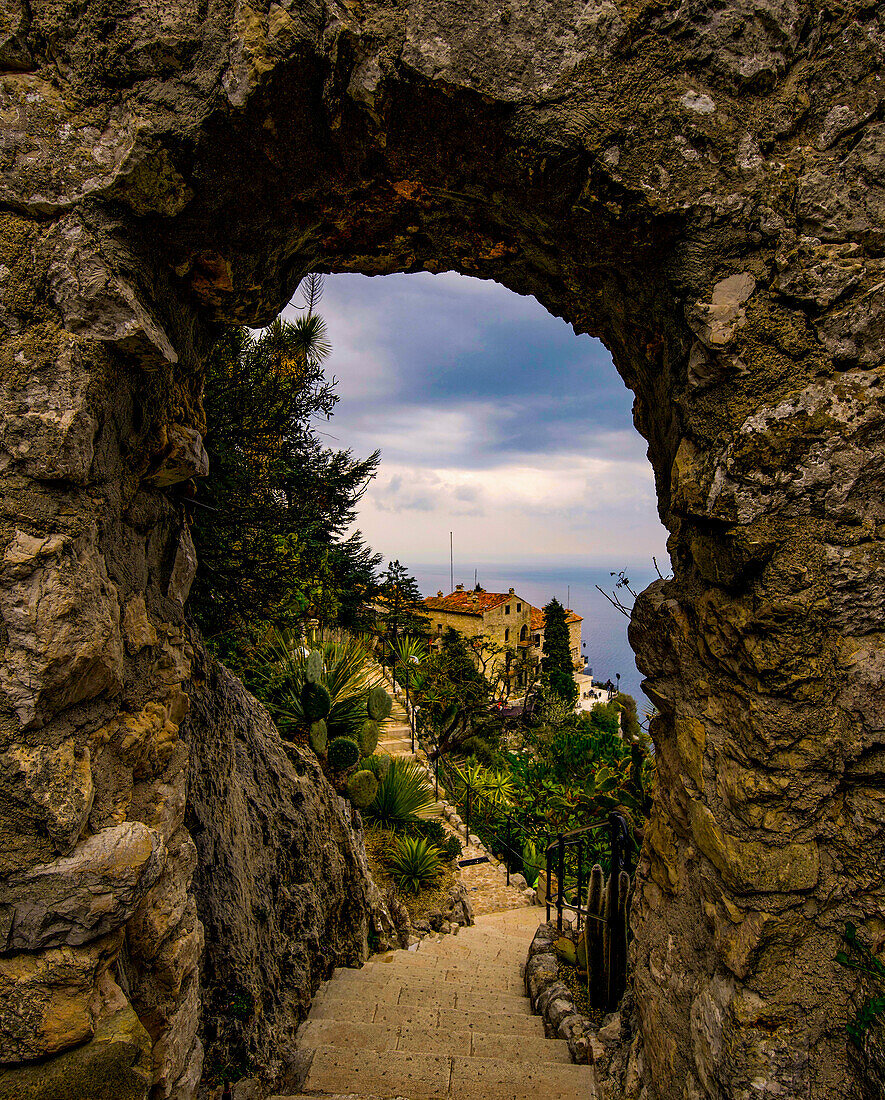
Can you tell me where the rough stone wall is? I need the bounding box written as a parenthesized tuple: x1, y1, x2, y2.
(182, 637, 400, 1088)
(1, 0, 884, 1098)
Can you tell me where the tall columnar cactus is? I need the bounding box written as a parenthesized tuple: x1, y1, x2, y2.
(602, 869, 631, 1010)
(586, 864, 606, 1009)
(367, 684, 392, 721)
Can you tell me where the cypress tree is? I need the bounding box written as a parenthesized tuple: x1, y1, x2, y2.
(541, 598, 577, 706)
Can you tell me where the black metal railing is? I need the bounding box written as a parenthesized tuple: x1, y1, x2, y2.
(418, 735, 636, 1012)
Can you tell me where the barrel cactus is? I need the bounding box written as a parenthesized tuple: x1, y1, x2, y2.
(305, 649, 323, 683)
(301, 681, 331, 721)
(359, 719, 380, 757)
(309, 719, 328, 754)
(327, 736, 360, 771)
(346, 769, 379, 809)
(367, 684, 392, 721)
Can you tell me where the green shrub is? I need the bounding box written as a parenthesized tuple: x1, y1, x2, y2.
(367, 684, 393, 721)
(359, 719, 380, 757)
(403, 817, 446, 846)
(301, 681, 332, 721)
(362, 757, 436, 829)
(346, 769, 379, 809)
(442, 834, 463, 861)
(327, 736, 360, 771)
(360, 753, 393, 779)
(461, 735, 495, 766)
(387, 835, 443, 894)
(309, 719, 328, 754)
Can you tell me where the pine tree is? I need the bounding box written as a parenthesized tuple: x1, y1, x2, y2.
(541, 598, 577, 706)
(189, 291, 381, 666)
(376, 561, 427, 651)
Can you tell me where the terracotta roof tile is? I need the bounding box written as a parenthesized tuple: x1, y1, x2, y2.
(422, 590, 515, 615)
(529, 605, 583, 630)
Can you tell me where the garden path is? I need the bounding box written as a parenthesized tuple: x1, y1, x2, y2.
(280, 907, 596, 1099)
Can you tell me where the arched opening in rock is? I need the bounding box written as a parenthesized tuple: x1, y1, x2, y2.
(4, 4, 880, 1096)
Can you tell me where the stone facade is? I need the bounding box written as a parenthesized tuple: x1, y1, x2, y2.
(1, 1, 884, 1098)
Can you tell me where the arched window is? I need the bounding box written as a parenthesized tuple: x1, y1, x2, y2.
(520, 625, 528, 641)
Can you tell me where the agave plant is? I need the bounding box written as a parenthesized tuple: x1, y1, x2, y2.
(362, 757, 437, 829)
(387, 835, 443, 894)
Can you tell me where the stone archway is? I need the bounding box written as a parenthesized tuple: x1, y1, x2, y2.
(2, 0, 884, 1096)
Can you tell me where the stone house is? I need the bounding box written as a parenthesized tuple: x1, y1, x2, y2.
(421, 586, 583, 695)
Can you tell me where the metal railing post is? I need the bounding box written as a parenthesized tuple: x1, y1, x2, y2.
(576, 836, 584, 939)
(505, 815, 511, 887)
(465, 786, 471, 843)
(545, 840, 552, 924)
(556, 832, 564, 932)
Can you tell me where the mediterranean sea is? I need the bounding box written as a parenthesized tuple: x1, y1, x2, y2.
(410, 561, 667, 713)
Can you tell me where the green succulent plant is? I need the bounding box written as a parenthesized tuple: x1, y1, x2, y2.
(346, 769, 380, 809)
(301, 681, 332, 721)
(359, 719, 380, 758)
(360, 753, 393, 780)
(387, 835, 443, 894)
(361, 757, 436, 830)
(308, 719, 328, 754)
(367, 684, 393, 721)
(327, 736, 360, 771)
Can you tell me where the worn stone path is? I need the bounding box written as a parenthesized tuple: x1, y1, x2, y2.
(378, 680, 531, 916)
(277, 907, 596, 1099)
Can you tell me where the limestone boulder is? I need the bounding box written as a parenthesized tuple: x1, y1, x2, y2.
(0, 929, 122, 1062)
(0, 970, 152, 1099)
(126, 827, 197, 965)
(0, 526, 123, 728)
(183, 638, 399, 1087)
(0, 821, 166, 953)
(144, 425, 208, 488)
(0, 737, 93, 861)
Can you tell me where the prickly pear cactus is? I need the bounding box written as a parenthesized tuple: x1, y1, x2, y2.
(358, 719, 380, 757)
(367, 684, 392, 721)
(327, 736, 360, 771)
(305, 649, 323, 683)
(301, 681, 331, 721)
(345, 768, 379, 809)
(309, 719, 328, 754)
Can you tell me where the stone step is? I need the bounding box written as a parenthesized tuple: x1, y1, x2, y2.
(297, 1019, 571, 1063)
(349, 962, 525, 991)
(313, 981, 531, 1014)
(306, 1000, 545, 1034)
(295, 1048, 595, 1100)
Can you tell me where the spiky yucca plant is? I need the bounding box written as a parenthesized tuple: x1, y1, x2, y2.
(362, 757, 436, 829)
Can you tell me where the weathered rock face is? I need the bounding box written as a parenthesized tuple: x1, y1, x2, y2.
(1, 0, 884, 1097)
(182, 638, 400, 1088)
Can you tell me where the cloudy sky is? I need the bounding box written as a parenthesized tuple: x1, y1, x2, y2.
(281, 272, 668, 571)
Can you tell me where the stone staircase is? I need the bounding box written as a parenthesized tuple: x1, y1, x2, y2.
(275, 907, 596, 1099)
